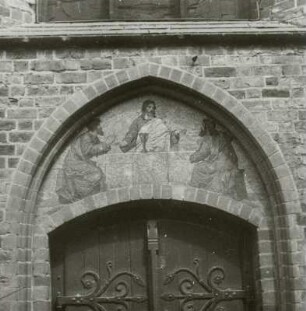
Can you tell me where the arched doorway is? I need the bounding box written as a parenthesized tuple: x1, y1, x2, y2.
(8, 64, 302, 310)
(50, 200, 257, 311)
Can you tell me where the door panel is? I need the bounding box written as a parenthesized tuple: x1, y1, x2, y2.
(51, 209, 255, 311)
(158, 220, 247, 311)
(53, 221, 148, 311)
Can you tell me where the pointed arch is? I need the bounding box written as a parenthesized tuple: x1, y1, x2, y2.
(6, 62, 303, 311)
(9, 62, 301, 219)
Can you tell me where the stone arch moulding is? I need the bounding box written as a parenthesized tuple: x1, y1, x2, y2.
(7, 62, 303, 310)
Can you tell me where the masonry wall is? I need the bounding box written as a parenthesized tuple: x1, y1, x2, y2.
(0, 43, 305, 310)
(0, 44, 305, 208)
(0, 0, 34, 27)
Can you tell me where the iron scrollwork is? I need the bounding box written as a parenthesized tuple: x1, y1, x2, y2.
(56, 261, 147, 311)
(161, 258, 250, 311)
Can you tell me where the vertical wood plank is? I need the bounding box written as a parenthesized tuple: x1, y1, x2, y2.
(50, 236, 65, 310)
(129, 221, 148, 311)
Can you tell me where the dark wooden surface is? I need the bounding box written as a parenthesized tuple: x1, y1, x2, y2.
(50, 202, 255, 310)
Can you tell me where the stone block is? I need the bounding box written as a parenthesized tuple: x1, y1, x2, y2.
(245, 88, 262, 98)
(105, 74, 119, 89)
(161, 184, 172, 199)
(9, 132, 33, 143)
(282, 65, 302, 76)
(33, 286, 50, 300)
(152, 184, 161, 199)
(37, 127, 53, 144)
(56, 72, 86, 84)
(140, 184, 153, 199)
(180, 72, 195, 87)
(0, 120, 16, 131)
(127, 66, 141, 81)
(10, 85, 25, 97)
(295, 121, 306, 133)
(93, 79, 109, 94)
(159, 66, 171, 79)
(130, 186, 141, 200)
(24, 73, 54, 84)
(63, 99, 79, 115)
(34, 275, 51, 287)
(118, 187, 130, 202)
(0, 86, 8, 96)
(201, 81, 217, 97)
(18, 120, 33, 131)
(192, 77, 205, 92)
(229, 90, 245, 99)
(179, 55, 210, 66)
(262, 89, 290, 98)
(204, 67, 236, 77)
(242, 100, 271, 110)
(0, 133, 6, 143)
(2, 234, 17, 249)
(116, 70, 129, 84)
(232, 77, 264, 88)
(27, 85, 60, 96)
(7, 108, 37, 119)
(113, 58, 131, 69)
(267, 111, 298, 122)
(265, 77, 278, 86)
(149, 63, 160, 76)
(161, 56, 178, 67)
(172, 184, 185, 200)
(169, 68, 182, 83)
(292, 88, 304, 98)
(106, 189, 119, 205)
(14, 61, 28, 72)
(253, 65, 282, 76)
(0, 145, 14, 155)
(83, 85, 97, 101)
(31, 60, 64, 72)
(0, 61, 13, 71)
(195, 189, 208, 204)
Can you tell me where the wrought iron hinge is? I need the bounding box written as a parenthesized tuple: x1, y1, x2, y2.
(55, 266, 147, 310)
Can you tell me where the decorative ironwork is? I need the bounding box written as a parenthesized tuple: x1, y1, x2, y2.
(161, 258, 249, 311)
(56, 261, 147, 311)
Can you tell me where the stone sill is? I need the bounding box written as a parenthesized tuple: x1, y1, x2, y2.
(0, 21, 305, 45)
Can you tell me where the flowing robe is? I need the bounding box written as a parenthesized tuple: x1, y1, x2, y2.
(120, 116, 171, 184)
(190, 132, 247, 200)
(56, 131, 110, 203)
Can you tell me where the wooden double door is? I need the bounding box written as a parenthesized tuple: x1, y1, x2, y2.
(51, 202, 256, 311)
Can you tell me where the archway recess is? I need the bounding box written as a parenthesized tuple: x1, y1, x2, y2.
(7, 62, 303, 311)
(48, 200, 259, 311)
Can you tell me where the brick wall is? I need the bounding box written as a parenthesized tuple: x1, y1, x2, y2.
(0, 45, 305, 203)
(270, 0, 306, 25)
(0, 44, 305, 310)
(0, 0, 35, 27)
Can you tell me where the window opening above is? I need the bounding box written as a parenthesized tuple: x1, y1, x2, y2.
(38, 0, 260, 23)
